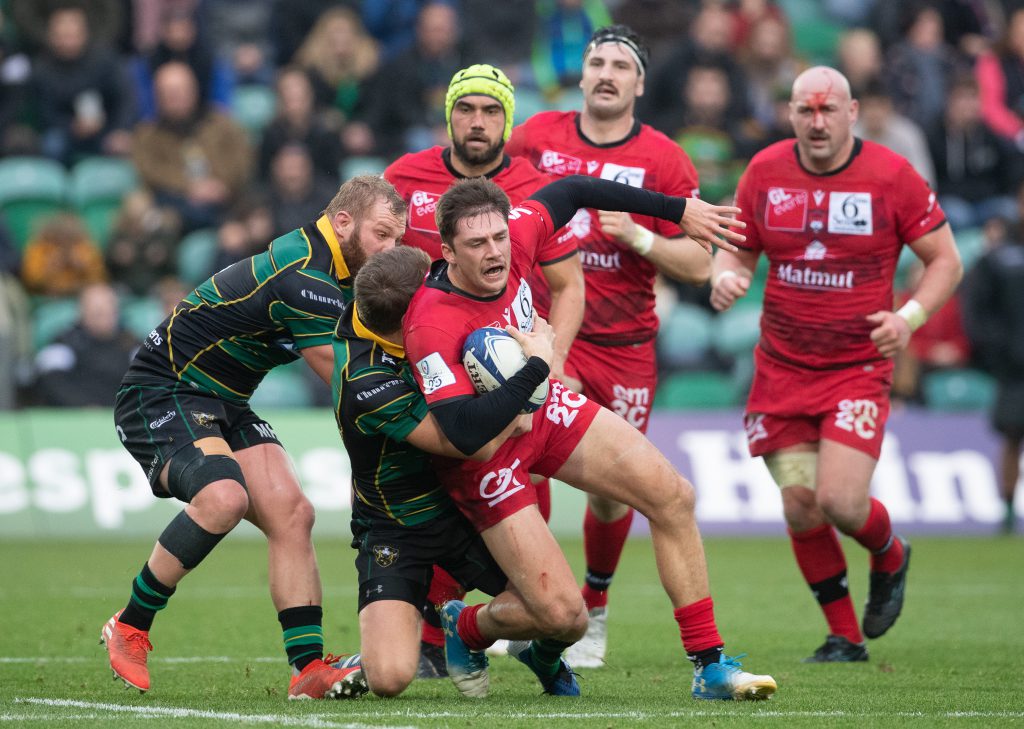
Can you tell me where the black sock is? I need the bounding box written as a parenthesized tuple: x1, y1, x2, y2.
(119, 563, 175, 632)
(690, 646, 724, 670)
(278, 605, 324, 672)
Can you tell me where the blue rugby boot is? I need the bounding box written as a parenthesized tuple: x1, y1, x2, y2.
(691, 654, 777, 701)
(513, 641, 581, 696)
(440, 600, 489, 698)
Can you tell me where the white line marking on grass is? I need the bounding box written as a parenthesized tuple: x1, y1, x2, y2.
(13, 699, 418, 729)
(0, 656, 280, 664)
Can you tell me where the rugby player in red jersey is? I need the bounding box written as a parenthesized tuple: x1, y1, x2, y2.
(505, 25, 712, 667)
(385, 64, 585, 673)
(711, 66, 963, 662)
(398, 174, 777, 700)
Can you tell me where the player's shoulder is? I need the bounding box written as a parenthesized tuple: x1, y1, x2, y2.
(385, 146, 445, 181)
(267, 226, 314, 269)
(857, 139, 916, 176)
(637, 121, 688, 153)
(520, 110, 576, 134)
(499, 156, 548, 191)
(746, 139, 797, 170)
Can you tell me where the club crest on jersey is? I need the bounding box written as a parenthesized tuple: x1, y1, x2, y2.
(764, 187, 808, 231)
(373, 545, 399, 567)
(600, 162, 646, 188)
(539, 150, 582, 175)
(828, 192, 873, 235)
(813, 189, 826, 206)
(803, 240, 827, 260)
(191, 411, 216, 428)
(587, 160, 600, 174)
(408, 189, 441, 233)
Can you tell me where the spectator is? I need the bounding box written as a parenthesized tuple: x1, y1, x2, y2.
(268, 0, 355, 67)
(0, 4, 34, 156)
(361, 0, 431, 61)
(21, 213, 106, 297)
(927, 75, 1021, 230)
(211, 199, 273, 272)
(836, 28, 883, 97)
(132, 61, 253, 232)
(30, 5, 133, 165)
(259, 66, 343, 182)
(9, 0, 124, 54)
(729, 0, 788, 50)
(266, 144, 337, 238)
(354, 2, 466, 157)
(854, 81, 936, 187)
(104, 190, 182, 296)
(0, 214, 29, 410)
(975, 7, 1024, 150)
(293, 6, 380, 118)
(531, 0, 612, 98)
(205, 0, 274, 85)
(133, 6, 234, 121)
(738, 14, 804, 129)
(885, 4, 960, 130)
(33, 282, 137, 407)
(460, 0, 535, 74)
(130, 0, 200, 55)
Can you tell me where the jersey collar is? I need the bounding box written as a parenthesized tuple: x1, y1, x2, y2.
(316, 215, 351, 281)
(441, 147, 511, 179)
(574, 111, 642, 148)
(351, 304, 406, 359)
(793, 137, 863, 177)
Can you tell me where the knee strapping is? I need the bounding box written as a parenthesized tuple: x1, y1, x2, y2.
(158, 510, 227, 570)
(764, 451, 818, 490)
(167, 445, 246, 502)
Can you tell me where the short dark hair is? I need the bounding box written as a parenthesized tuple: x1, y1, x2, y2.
(354, 245, 431, 335)
(435, 178, 511, 247)
(587, 24, 650, 75)
(323, 174, 406, 223)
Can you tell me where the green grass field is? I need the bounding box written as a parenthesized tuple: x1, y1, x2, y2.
(1, 535, 1023, 727)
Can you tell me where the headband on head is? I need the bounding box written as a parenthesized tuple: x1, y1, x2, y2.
(584, 30, 648, 76)
(445, 64, 516, 142)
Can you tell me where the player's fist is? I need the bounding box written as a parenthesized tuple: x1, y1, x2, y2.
(710, 269, 751, 312)
(597, 210, 636, 244)
(679, 197, 746, 253)
(867, 310, 912, 358)
(506, 316, 555, 365)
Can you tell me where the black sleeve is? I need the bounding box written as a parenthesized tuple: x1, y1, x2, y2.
(528, 175, 687, 232)
(430, 357, 550, 456)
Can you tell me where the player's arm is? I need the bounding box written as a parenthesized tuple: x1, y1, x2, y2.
(867, 222, 963, 358)
(404, 411, 531, 462)
(540, 255, 584, 378)
(597, 211, 711, 284)
(529, 175, 746, 252)
(301, 344, 335, 385)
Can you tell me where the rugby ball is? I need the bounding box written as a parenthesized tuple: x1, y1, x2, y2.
(462, 327, 549, 413)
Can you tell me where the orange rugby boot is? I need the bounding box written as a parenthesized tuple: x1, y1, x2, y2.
(100, 610, 153, 693)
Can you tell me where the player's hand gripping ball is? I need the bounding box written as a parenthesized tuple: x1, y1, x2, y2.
(462, 327, 549, 413)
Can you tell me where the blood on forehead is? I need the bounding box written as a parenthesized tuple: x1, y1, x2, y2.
(795, 72, 845, 110)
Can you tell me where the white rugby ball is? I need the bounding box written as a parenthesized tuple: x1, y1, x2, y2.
(462, 327, 549, 413)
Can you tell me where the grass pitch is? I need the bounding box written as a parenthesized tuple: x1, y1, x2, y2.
(1, 534, 1022, 728)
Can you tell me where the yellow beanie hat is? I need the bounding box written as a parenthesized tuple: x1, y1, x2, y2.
(445, 64, 515, 142)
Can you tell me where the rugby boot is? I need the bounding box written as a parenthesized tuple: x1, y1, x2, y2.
(440, 600, 489, 698)
(417, 640, 449, 678)
(564, 606, 607, 668)
(863, 537, 911, 639)
(691, 654, 777, 700)
(513, 642, 581, 696)
(288, 656, 368, 700)
(802, 635, 869, 663)
(100, 610, 152, 693)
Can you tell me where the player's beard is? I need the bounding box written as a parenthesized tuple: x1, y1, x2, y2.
(340, 222, 368, 274)
(453, 135, 504, 168)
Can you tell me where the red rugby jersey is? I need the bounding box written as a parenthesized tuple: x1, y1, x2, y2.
(384, 146, 576, 263)
(734, 138, 946, 370)
(506, 111, 699, 344)
(403, 200, 554, 406)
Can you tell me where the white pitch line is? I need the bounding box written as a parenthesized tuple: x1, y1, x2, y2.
(13, 699, 418, 729)
(0, 656, 281, 664)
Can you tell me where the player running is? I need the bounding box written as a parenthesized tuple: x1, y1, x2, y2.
(103, 176, 405, 698)
(711, 66, 963, 662)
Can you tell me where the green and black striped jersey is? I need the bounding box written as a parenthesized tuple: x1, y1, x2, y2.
(125, 217, 353, 402)
(332, 302, 455, 527)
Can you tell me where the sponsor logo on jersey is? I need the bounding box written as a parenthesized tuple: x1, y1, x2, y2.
(191, 411, 216, 428)
(355, 378, 403, 401)
(580, 249, 622, 270)
(479, 457, 527, 507)
(744, 414, 768, 445)
(600, 162, 646, 188)
(539, 150, 582, 176)
(510, 279, 534, 330)
(834, 398, 879, 440)
(373, 545, 399, 567)
(587, 160, 600, 174)
(777, 263, 854, 290)
(803, 240, 827, 260)
(300, 289, 344, 309)
(149, 410, 177, 430)
(408, 189, 441, 233)
(416, 352, 456, 394)
(568, 209, 592, 239)
(764, 187, 808, 231)
(828, 192, 873, 235)
(253, 422, 278, 441)
(813, 189, 826, 206)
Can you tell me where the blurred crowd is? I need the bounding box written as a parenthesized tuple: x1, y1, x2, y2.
(0, 0, 1021, 414)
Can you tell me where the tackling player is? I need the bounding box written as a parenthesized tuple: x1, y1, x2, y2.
(505, 25, 712, 667)
(711, 67, 963, 662)
(103, 176, 406, 698)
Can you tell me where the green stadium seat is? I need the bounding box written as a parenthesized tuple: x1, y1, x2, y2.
(513, 87, 547, 122)
(177, 228, 219, 286)
(921, 368, 997, 412)
(0, 156, 69, 249)
(122, 296, 164, 340)
(657, 303, 712, 369)
(792, 19, 843, 65)
(955, 227, 986, 270)
(68, 157, 138, 248)
(654, 370, 738, 410)
(232, 84, 277, 137)
(711, 303, 761, 359)
(339, 156, 388, 180)
(32, 297, 79, 351)
(248, 361, 313, 409)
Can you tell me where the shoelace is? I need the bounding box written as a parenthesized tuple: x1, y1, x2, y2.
(124, 632, 154, 653)
(718, 653, 747, 671)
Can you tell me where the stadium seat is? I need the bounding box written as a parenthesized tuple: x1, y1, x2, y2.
(657, 303, 713, 370)
(654, 370, 738, 410)
(339, 156, 388, 180)
(955, 227, 985, 271)
(792, 19, 843, 64)
(711, 303, 761, 359)
(69, 157, 138, 248)
(0, 156, 69, 249)
(921, 368, 996, 412)
(548, 87, 584, 112)
(32, 297, 79, 351)
(177, 228, 219, 286)
(231, 84, 277, 137)
(122, 296, 164, 340)
(248, 361, 314, 409)
(514, 88, 548, 122)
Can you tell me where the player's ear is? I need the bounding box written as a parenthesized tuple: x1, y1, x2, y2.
(848, 98, 859, 123)
(635, 73, 645, 99)
(441, 239, 457, 265)
(332, 210, 354, 241)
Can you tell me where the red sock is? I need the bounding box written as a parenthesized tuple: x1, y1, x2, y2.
(422, 567, 465, 647)
(581, 507, 633, 610)
(849, 498, 905, 573)
(534, 477, 552, 523)
(789, 524, 863, 643)
(456, 603, 492, 651)
(673, 597, 723, 655)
